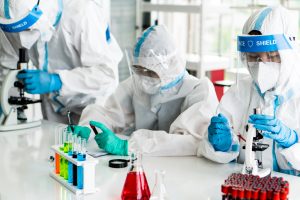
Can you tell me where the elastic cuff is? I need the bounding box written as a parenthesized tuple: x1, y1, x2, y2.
(288, 130, 299, 147)
(50, 73, 62, 92)
(278, 129, 298, 148)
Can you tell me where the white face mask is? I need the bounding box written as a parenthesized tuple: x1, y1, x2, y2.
(248, 62, 280, 93)
(138, 76, 161, 94)
(19, 29, 41, 49)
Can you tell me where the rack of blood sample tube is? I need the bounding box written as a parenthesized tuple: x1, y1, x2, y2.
(50, 129, 98, 195)
(221, 173, 289, 200)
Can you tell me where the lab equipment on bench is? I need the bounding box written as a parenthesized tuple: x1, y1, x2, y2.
(150, 170, 169, 200)
(90, 121, 128, 165)
(242, 108, 270, 177)
(121, 152, 151, 200)
(221, 173, 289, 200)
(67, 110, 75, 132)
(0, 48, 42, 131)
(50, 127, 98, 195)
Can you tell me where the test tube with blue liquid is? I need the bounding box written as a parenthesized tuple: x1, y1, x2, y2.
(77, 138, 87, 189)
(51, 128, 98, 194)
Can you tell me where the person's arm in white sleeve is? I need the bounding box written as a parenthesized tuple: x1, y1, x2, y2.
(197, 83, 241, 163)
(54, 2, 123, 106)
(279, 130, 300, 171)
(79, 78, 135, 134)
(128, 77, 219, 156)
(0, 30, 19, 83)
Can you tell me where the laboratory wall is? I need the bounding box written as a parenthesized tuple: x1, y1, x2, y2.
(111, 0, 137, 81)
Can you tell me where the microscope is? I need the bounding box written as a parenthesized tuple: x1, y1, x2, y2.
(242, 108, 271, 177)
(0, 48, 42, 131)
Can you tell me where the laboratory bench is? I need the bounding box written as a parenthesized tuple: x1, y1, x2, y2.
(0, 120, 300, 200)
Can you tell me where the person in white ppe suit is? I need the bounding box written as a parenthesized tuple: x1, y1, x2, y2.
(0, 0, 123, 123)
(74, 24, 218, 156)
(197, 6, 300, 176)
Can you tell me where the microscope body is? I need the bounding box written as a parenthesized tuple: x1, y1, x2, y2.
(242, 108, 271, 177)
(0, 48, 42, 131)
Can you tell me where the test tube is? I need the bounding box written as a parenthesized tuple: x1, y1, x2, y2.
(67, 133, 74, 183)
(63, 128, 70, 153)
(63, 128, 70, 180)
(68, 132, 73, 154)
(59, 128, 66, 177)
(54, 126, 61, 174)
(77, 138, 87, 189)
(72, 136, 79, 186)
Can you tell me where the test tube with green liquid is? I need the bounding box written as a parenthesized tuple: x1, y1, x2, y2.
(59, 128, 66, 177)
(63, 129, 70, 180)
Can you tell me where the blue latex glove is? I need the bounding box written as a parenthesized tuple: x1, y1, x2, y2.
(90, 121, 128, 156)
(208, 113, 232, 152)
(249, 114, 298, 148)
(67, 125, 91, 141)
(17, 69, 62, 94)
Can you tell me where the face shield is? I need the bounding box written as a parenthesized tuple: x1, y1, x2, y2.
(125, 48, 160, 96)
(0, 0, 63, 47)
(237, 34, 294, 95)
(0, 3, 42, 33)
(125, 46, 186, 96)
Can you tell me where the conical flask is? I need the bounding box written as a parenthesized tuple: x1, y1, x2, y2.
(121, 152, 151, 200)
(150, 170, 169, 200)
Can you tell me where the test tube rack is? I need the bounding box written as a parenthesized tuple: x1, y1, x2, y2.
(50, 145, 99, 195)
(221, 173, 289, 200)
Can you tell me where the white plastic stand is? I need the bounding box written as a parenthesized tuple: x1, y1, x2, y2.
(242, 124, 270, 177)
(50, 145, 99, 195)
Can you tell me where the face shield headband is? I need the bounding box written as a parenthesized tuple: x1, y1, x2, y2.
(0, 0, 43, 33)
(237, 34, 292, 53)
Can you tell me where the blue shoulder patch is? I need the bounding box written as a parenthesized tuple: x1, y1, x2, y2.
(106, 25, 111, 43)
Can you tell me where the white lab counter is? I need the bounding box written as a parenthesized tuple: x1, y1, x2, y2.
(0, 121, 300, 200)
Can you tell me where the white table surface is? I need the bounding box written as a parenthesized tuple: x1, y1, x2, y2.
(0, 121, 300, 200)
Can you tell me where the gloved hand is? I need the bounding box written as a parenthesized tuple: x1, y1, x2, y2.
(90, 120, 128, 155)
(208, 113, 232, 152)
(17, 69, 62, 94)
(249, 114, 298, 148)
(68, 125, 91, 141)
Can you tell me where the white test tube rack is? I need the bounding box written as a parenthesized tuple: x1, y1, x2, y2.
(50, 145, 99, 195)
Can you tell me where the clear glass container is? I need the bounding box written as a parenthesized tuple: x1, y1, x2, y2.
(150, 170, 169, 200)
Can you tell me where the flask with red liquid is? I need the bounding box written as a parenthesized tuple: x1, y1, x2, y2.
(121, 152, 151, 200)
